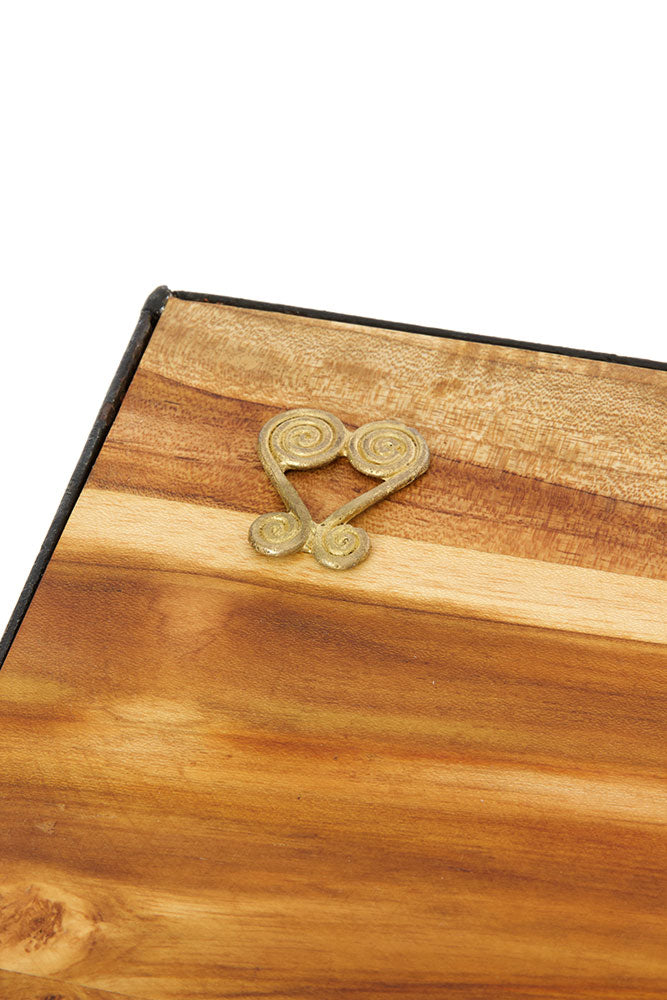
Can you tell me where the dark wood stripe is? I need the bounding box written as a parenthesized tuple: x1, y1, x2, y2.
(89, 369, 666, 578)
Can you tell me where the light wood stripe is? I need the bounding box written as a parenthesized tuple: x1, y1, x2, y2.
(56, 487, 667, 644)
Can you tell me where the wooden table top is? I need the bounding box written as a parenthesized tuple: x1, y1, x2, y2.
(1, 290, 665, 998)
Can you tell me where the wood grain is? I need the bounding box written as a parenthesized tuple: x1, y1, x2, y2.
(1, 295, 665, 998)
(58, 488, 666, 644)
(0, 968, 131, 1000)
(90, 300, 667, 579)
(91, 370, 666, 580)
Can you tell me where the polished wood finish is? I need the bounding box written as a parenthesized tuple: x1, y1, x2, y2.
(0, 968, 129, 999)
(1, 296, 665, 997)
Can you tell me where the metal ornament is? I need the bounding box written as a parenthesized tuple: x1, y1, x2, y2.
(249, 408, 430, 570)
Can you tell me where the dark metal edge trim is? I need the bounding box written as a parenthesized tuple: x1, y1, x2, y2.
(0, 285, 172, 670)
(173, 289, 667, 371)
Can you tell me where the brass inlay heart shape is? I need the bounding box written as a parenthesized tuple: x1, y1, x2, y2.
(249, 408, 430, 570)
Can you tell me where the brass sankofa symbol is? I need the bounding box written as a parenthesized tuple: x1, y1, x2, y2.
(249, 408, 430, 570)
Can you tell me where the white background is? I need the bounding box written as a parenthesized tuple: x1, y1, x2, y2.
(1, 2, 665, 637)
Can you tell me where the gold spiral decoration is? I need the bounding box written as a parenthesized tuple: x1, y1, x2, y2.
(347, 419, 425, 479)
(250, 407, 430, 570)
(311, 522, 370, 571)
(268, 409, 346, 470)
(248, 511, 308, 557)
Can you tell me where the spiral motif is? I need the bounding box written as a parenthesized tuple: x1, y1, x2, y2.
(248, 510, 308, 557)
(347, 419, 426, 479)
(250, 408, 430, 569)
(266, 409, 346, 470)
(312, 522, 370, 570)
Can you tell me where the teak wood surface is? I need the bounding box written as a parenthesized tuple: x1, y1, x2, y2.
(1, 294, 666, 999)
